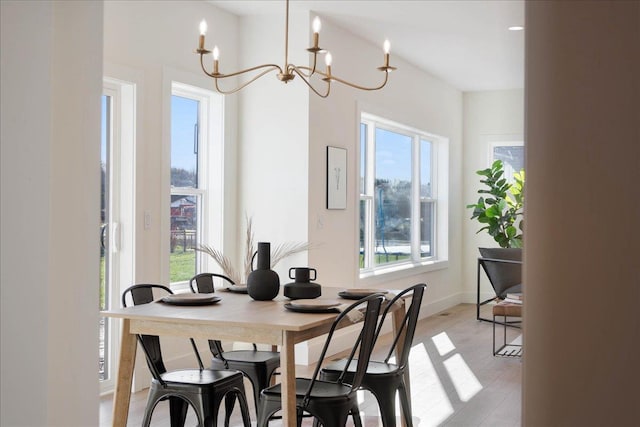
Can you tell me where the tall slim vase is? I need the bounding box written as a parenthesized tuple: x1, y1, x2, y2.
(247, 242, 280, 301)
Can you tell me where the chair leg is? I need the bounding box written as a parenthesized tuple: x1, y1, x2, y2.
(375, 388, 398, 427)
(398, 384, 413, 427)
(223, 393, 236, 427)
(169, 396, 189, 427)
(493, 314, 497, 355)
(351, 405, 363, 427)
(256, 396, 280, 427)
(234, 389, 253, 427)
(244, 372, 264, 414)
(243, 365, 279, 415)
(141, 397, 159, 427)
(503, 315, 507, 349)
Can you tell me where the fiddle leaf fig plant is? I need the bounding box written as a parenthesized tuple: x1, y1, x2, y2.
(467, 160, 525, 248)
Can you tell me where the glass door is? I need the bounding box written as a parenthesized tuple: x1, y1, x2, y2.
(99, 78, 135, 393)
(99, 93, 112, 383)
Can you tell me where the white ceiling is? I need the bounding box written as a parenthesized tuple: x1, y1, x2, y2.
(209, 0, 525, 92)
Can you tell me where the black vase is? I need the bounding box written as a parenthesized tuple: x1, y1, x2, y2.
(247, 242, 280, 301)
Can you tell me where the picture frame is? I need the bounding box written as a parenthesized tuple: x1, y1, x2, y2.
(326, 146, 347, 209)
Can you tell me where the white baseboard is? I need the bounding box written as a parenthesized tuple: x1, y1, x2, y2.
(461, 290, 496, 304)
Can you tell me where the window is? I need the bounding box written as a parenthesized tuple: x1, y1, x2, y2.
(170, 82, 223, 285)
(491, 142, 524, 182)
(360, 113, 447, 274)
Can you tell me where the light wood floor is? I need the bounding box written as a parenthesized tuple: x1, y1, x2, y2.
(100, 303, 522, 426)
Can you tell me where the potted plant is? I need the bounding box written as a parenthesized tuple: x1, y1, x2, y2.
(467, 160, 525, 248)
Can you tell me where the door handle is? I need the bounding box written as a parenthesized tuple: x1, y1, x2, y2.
(101, 224, 108, 250)
(111, 222, 120, 253)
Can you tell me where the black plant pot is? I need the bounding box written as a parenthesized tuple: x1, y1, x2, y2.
(247, 242, 280, 301)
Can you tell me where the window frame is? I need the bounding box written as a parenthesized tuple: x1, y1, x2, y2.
(100, 76, 136, 395)
(359, 112, 448, 278)
(168, 81, 224, 288)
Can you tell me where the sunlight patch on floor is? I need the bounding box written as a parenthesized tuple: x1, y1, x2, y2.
(443, 353, 483, 402)
(408, 343, 454, 426)
(431, 331, 456, 356)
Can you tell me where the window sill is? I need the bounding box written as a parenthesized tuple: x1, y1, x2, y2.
(359, 258, 449, 286)
(170, 281, 191, 293)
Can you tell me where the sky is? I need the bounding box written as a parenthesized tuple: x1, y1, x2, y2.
(160, 94, 433, 188)
(171, 95, 199, 172)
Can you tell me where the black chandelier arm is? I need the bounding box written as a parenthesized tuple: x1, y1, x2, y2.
(290, 67, 330, 98)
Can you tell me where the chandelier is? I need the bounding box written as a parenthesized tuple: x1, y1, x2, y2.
(196, 0, 396, 98)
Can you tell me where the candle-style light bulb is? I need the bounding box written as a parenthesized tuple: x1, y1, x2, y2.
(322, 52, 333, 84)
(381, 39, 392, 70)
(324, 51, 332, 81)
(310, 16, 322, 51)
(198, 20, 207, 50)
(212, 46, 220, 75)
(313, 17, 321, 34)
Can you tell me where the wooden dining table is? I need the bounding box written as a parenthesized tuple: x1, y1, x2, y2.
(102, 286, 409, 426)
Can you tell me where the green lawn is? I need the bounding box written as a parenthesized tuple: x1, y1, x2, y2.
(170, 247, 196, 283)
(99, 248, 195, 307)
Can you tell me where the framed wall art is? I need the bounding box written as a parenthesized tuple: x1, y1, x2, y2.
(326, 146, 347, 209)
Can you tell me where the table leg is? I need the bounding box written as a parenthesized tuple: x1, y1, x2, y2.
(280, 331, 296, 426)
(112, 319, 137, 427)
(392, 300, 411, 427)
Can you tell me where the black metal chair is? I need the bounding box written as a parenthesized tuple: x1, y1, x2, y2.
(319, 283, 427, 427)
(189, 273, 281, 413)
(476, 247, 522, 323)
(256, 293, 385, 426)
(122, 284, 252, 427)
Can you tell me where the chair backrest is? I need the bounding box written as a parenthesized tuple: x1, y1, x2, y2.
(122, 284, 204, 383)
(189, 272, 235, 294)
(304, 294, 384, 404)
(188, 273, 240, 358)
(478, 247, 522, 297)
(377, 283, 427, 368)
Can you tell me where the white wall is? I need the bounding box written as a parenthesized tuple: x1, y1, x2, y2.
(236, 11, 311, 279)
(307, 17, 464, 315)
(1, 1, 102, 425)
(462, 90, 524, 302)
(523, 2, 639, 425)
